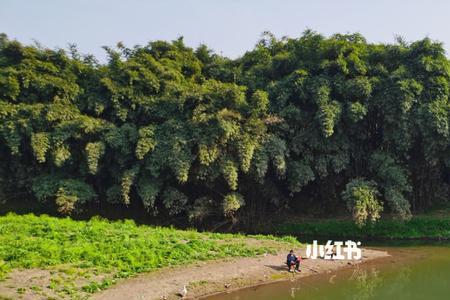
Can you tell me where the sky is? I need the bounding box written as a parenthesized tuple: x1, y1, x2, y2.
(1, 0, 450, 62)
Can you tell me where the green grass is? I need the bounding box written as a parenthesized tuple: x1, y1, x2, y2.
(275, 215, 450, 240)
(0, 213, 299, 282)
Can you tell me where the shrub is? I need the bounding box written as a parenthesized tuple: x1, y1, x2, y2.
(342, 178, 383, 227)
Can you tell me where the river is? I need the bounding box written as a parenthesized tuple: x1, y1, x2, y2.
(206, 243, 450, 300)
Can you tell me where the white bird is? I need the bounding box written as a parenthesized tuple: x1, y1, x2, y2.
(179, 285, 187, 298)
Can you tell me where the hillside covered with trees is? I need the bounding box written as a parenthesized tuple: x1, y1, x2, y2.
(1, 31, 449, 228)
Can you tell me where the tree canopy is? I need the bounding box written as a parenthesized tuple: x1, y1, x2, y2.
(1, 31, 449, 227)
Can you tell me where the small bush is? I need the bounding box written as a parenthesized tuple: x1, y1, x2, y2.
(342, 178, 383, 227)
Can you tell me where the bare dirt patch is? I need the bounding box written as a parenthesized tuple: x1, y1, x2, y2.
(0, 266, 112, 300)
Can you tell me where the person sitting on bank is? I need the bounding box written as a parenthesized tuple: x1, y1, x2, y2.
(286, 249, 301, 272)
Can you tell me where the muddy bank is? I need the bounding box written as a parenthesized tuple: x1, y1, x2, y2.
(93, 248, 389, 300)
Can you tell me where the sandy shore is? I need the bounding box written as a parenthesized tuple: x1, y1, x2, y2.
(93, 247, 389, 300)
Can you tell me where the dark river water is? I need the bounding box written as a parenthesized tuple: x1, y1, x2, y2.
(206, 243, 450, 300)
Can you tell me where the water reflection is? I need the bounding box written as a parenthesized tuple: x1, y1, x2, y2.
(382, 266, 411, 299)
(349, 267, 383, 300)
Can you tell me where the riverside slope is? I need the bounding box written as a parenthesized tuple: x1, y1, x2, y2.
(94, 248, 388, 300)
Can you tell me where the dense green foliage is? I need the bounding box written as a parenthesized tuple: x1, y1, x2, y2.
(1, 31, 450, 225)
(276, 215, 450, 239)
(0, 213, 298, 281)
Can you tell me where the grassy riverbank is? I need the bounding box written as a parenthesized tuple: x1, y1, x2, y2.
(275, 214, 450, 240)
(0, 214, 299, 299)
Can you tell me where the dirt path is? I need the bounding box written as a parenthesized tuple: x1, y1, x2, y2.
(93, 248, 389, 300)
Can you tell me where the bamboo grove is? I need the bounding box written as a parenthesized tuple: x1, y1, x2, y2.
(1, 31, 449, 227)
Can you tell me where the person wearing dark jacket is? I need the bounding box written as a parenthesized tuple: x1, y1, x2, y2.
(286, 249, 301, 272)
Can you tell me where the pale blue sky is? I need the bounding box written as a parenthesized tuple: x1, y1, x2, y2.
(1, 0, 449, 62)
